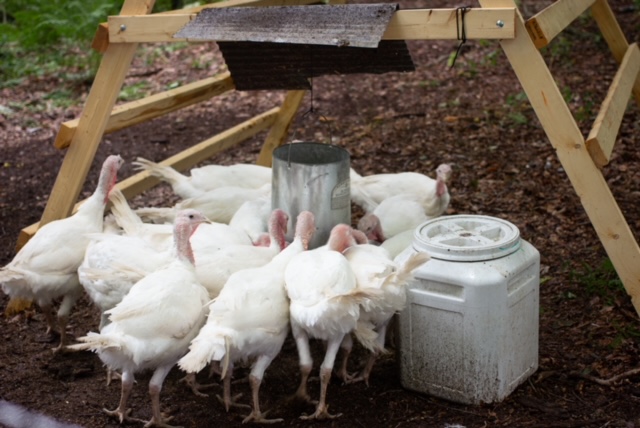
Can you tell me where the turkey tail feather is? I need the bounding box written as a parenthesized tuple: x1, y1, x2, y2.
(108, 188, 143, 235)
(179, 334, 228, 375)
(386, 252, 431, 287)
(352, 320, 380, 352)
(179, 341, 215, 374)
(132, 158, 184, 187)
(67, 332, 122, 352)
(135, 207, 176, 223)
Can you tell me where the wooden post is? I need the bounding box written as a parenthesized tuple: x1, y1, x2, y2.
(480, 0, 640, 314)
(38, 0, 156, 228)
(591, 0, 640, 106)
(586, 43, 640, 167)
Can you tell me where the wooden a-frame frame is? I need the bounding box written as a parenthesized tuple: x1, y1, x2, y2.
(17, 0, 640, 314)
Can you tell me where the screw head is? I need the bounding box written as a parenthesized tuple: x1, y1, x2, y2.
(496, 20, 505, 28)
(120, 24, 127, 31)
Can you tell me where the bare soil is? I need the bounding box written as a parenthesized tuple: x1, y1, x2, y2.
(1, 1, 640, 427)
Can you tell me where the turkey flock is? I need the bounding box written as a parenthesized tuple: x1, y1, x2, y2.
(0, 151, 452, 426)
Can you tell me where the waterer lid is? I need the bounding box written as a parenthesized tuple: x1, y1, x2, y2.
(412, 215, 521, 261)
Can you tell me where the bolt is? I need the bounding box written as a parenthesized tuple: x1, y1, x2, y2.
(496, 20, 504, 28)
(120, 24, 127, 32)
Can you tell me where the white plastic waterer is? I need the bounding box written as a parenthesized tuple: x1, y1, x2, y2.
(396, 214, 540, 405)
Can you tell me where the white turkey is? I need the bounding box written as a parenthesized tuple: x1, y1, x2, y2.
(357, 194, 428, 243)
(190, 220, 253, 257)
(284, 224, 382, 420)
(135, 182, 271, 225)
(350, 163, 453, 216)
(68, 209, 210, 427)
(79, 235, 173, 330)
(0, 154, 123, 351)
(179, 211, 315, 423)
(228, 195, 271, 245)
(194, 208, 289, 299)
(79, 189, 175, 330)
(337, 242, 430, 385)
(133, 157, 272, 199)
(380, 229, 417, 259)
(107, 188, 173, 251)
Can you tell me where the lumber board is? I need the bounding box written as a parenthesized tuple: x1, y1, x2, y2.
(92, 22, 110, 53)
(257, 90, 306, 166)
(38, 0, 156, 229)
(160, 0, 325, 15)
(590, 0, 640, 106)
(587, 43, 640, 168)
(107, 8, 515, 44)
(18, 107, 279, 247)
(54, 72, 235, 150)
(92, 0, 323, 52)
(480, 0, 640, 315)
(525, 0, 596, 49)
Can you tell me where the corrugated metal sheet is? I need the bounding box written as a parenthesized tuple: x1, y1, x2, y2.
(217, 40, 415, 90)
(174, 3, 398, 48)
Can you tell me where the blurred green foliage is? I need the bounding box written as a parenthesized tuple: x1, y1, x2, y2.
(0, 0, 183, 88)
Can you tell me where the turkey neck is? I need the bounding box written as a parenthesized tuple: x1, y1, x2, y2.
(77, 155, 123, 219)
(174, 221, 197, 266)
(267, 209, 288, 251)
(270, 211, 315, 267)
(435, 177, 447, 198)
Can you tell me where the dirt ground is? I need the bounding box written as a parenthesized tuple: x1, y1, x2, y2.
(2, 1, 640, 427)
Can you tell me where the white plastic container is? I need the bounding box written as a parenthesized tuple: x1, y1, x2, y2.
(396, 214, 539, 404)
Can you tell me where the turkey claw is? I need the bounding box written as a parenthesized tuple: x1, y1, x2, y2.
(103, 406, 132, 424)
(242, 409, 283, 424)
(300, 404, 342, 420)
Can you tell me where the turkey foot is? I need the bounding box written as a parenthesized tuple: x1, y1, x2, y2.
(299, 367, 341, 420)
(288, 364, 316, 404)
(216, 393, 250, 410)
(345, 354, 377, 387)
(103, 406, 132, 424)
(242, 409, 283, 424)
(141, 414, 179, 428)
(179, 372, 217, 397)
(300, 403, 342, 421)
(335, 370, 362, 385)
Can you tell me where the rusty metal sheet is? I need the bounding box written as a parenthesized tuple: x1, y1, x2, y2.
(174, 3, 398, 48)
(217, 40, 415, 90)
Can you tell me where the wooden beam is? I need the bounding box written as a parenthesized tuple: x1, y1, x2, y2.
(160, 0, 323, 15)
(92, 0, 323, 53)
(591, 0, 640, 106)
(54, 72, 235, 150)
(525, 0, 596, 49)
(587, 43, 640, 168)
(107, 8, 515, 44)
(257, 90, 306, 166)
(480, 0, 640, 315)
(382, 9, 515, 41)
(91, 22, 110, 53)
(18, 107, 279, 247)
(36, 0, 156, 230)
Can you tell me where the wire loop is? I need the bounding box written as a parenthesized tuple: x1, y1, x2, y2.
(450, 6, 470, 68)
